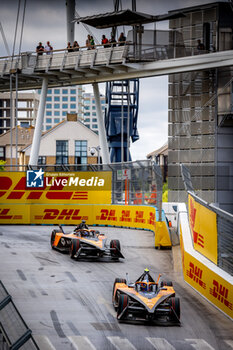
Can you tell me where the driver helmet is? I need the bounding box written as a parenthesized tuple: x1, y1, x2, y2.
(140, 279, 150, 292)
(82, 220, 86, 223)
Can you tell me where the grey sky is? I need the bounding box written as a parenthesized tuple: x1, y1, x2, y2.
(0, 0, 220, 159)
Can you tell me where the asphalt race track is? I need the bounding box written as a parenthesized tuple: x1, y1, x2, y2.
(0, 225, 232, 350)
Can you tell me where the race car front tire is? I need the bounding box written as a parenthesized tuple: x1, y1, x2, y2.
(110, 239, 121, 257)
(169, 297, 180, 321)
(117, 294, 129, 320)
(70, 239, 80, 259)
(51, 229, 60, 248)
(112, 278, 127, 308)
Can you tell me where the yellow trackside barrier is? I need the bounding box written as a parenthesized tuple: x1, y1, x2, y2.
(155, 221, 172, 248)
(179, 203, 233, 320)
(0, 172, 172, 248)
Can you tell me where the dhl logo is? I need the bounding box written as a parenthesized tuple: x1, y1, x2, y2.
(0, 209, 22, 220)
(35, 209, 88, 221)
(96, 209, 151, 225)
(189, 197, 205, 248)
(209, 280, 233, 310)
(0, 176, 88, 201)
(186, 262, 206, 289)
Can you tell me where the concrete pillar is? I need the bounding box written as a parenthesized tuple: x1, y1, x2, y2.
(66, 0, 75, 44)
(29, 77, 48, 166)
(92, 83, 110, 164)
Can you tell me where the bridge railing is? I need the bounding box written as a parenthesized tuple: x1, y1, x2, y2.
(0, 281, 39, 350)
(0, 41, 214, 77)
(181, 164, 233, 276)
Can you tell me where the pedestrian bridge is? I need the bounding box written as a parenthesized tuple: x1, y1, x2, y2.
(0, 42, 233, 91)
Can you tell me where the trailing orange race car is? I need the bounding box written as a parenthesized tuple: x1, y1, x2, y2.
(112, 268, 180, 324)
(50, 225, 124, 260)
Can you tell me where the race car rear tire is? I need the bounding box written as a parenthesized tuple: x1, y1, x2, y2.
(160, 280, 173, 287)
(117, 294, 129, 320)
(110, 239, 121, 257)
(169, 297, 180, 321)
(70, 239, 80, 259)
(51, 229, 59, 248)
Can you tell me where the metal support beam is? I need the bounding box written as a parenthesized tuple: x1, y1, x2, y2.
(29, 77, 48, 166)
(92, 83, 110, 164)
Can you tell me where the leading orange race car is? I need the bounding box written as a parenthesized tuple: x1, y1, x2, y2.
(113, 268, 180, 324)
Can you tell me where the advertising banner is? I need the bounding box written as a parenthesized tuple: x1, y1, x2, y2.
(188, 194, 217, 264)
(0, 171, 111, 205)
(180, 229, 233, 320)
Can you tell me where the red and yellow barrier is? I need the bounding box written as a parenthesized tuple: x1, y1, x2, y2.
(0, 172, 171, 248)
(188, 194, 217, 264)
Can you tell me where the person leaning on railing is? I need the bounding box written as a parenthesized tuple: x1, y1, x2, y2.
(118, 32, 126, 46)
(36, 42, 44, 55)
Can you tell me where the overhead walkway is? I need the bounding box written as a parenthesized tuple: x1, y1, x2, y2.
(0, 44, 233, 92)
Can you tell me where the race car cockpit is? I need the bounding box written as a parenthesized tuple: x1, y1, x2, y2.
(135, 268, 157, 292)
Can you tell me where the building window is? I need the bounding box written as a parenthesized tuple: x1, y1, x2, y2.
(92, 112, 96, 116)
(70, 89, 76, 94)
(54, 104, 60, 109)
(70, 104, 76, 109)
(101, 100, 105, 104)
(84, 106, 90, 110)
(56, 140, 68, 164)
(70, 96, 76, 101)
(46, 96, 52, 101)
(92, 106, 96, 110)
(85, 118, 90, 122)
(62, 104, 68, 109)
(85, 99, 90, 104)
(62, 89, 68, 94)
(86, 124, 90, 128)
(62, 96, 68, 102)
(54, 96, 60, 101)
(62, 111, 67, 116)
(54, 118, 60, 124)
(46, 111, 52, 116)
(47, 89, 52, 94)
(46, 118, 52, 123)
(46, 103, 52, 109)
(0, 146, 5, 160)
(46, 125, 52, 130)
(92, 124, 98, 129)
(38, 156, 46, 165)
(54, 111, 60, 116)
(54, 89, 60, 94)
(84, 112, 90, 116)
(75, 140, 87, 164)
(92, 118, 97, 122)
(101, 106, 105, 110)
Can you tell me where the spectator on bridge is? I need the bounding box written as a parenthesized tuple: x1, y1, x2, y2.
(67, 42, 73, 52)
(86, 34, 92, 50)
(102, 35, 110, 48)
(197, 40, 205, 51)
(72, 41, 80, 51)
(36, 42, 44, 55)
(118, 32, 126, 46)
(90, 36, 95, 49)
(109, 34, 117, 47)
(45, 41, 53, 55)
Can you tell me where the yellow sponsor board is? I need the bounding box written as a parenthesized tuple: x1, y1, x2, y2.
(188, 194, 217, 264)
(0, 171, 111, 204)
(180, 229, 233, 320)
(0, 205, 30, 224)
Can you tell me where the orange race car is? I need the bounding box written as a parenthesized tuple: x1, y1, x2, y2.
(112, 269, 180, 324)
(50, 225, 124, 260)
